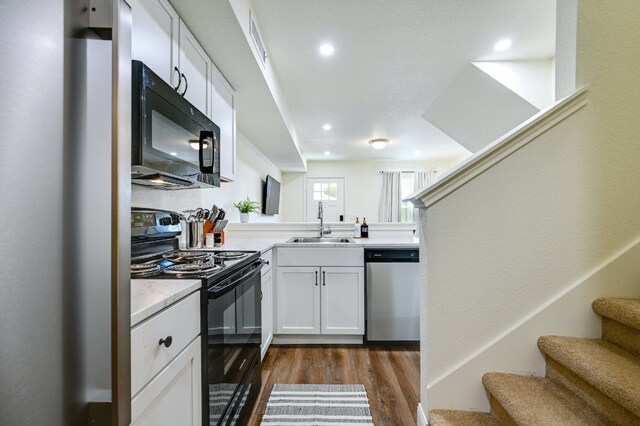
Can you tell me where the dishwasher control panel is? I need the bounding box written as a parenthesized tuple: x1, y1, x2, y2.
(364, 248, 419, 262)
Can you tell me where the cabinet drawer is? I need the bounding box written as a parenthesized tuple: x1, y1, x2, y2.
(131, 291, 200, 397)
(261, 250, 272, 276)
(277, 247, 363, 267)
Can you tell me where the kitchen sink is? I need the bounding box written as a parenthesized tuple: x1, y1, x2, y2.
(286, 237, 356, 244)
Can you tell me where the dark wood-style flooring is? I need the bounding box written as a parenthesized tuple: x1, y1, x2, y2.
(248, 345, 420, 426)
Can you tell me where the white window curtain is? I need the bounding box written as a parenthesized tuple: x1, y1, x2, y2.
(378, 171, 402, 222)
(413, 170, 436, 190)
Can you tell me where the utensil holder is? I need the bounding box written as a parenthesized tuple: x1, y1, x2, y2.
(188, 221, 203, 248)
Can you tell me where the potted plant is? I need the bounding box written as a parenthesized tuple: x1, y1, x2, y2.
(234, 197, 260, 223)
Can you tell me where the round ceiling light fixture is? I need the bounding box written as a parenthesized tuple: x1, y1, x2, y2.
(494, 39, 512, 52)
(324, 150, 331, 156)
(369, 138, 390, 150)
(323, 123, 332, 131)
(319, 43, 335, 56)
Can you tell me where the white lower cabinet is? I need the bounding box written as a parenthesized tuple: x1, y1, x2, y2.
(131, 337, 201, 425)
(131, 291, 201, 425)
(277, 266, 321, 334)
(276, 266, 364, 335)
(261, 270, 273, 358)
(321, 267, 364, 334)
(261, 250, 274, 358)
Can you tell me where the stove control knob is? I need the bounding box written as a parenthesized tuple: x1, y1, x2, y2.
(159, 217, 171, 226)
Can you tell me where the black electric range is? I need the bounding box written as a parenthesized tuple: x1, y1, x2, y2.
(131, 208, 263, 426)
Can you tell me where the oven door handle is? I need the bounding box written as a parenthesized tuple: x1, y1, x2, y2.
(208, 259, 265, 295)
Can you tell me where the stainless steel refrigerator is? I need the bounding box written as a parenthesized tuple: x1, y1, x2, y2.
(0, 1, 131, 424)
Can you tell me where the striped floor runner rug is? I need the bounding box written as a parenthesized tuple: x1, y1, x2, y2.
(260, 384, 374, 425)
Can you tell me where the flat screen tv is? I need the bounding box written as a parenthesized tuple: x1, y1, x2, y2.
(263, 175, 281, 215)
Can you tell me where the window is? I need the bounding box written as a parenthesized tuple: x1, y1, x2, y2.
(400, 172, 415, 222)
(313, 182, 338, 201)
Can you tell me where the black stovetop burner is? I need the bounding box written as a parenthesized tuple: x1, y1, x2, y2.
(131, 248, 258, 285)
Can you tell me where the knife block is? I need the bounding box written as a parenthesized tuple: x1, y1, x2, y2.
(204, 220, 224, 246)
(203, 219, 214, 236)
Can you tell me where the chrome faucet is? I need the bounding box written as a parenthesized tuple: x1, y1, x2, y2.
(317, 201, 331, 238)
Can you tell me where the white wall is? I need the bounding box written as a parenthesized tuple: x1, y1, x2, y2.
(422, 63, 540, 153)
(555, 0, 578, 100)
(420, 0, 640, 413)
(132, 131, 282, 222)
(473, 59, 555, 109)
(280, 158, 461, 223)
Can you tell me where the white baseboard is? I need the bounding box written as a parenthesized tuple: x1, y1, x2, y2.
(272, 334, 363, 345)
(417, 403, 428, 426)
(261, 334, 273, 360)
(427, 235, 640, 411)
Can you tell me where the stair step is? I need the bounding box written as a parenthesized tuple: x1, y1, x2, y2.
(593, 298, 640, 355)
(428, 409, 499, 426)
(601, 316, 640, 356)
(482, 372, 604, 425)
(592, 298, 640, 331)
(538, 336, 640, 417)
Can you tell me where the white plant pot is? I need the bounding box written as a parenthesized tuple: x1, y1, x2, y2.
(240, 213, 250, 223)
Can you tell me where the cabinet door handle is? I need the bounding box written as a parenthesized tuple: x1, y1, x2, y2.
(173, 67, 182, 91)
(158, 336, 173, 348)
(322, 271, 326, 286)
(180, 73, 188, 96)
(315, 270, 318, 286)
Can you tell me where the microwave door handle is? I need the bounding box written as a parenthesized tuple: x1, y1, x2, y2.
(180, 73, 188, 96)
(199, 131, 214, 174)
(173, 67, 182, 91)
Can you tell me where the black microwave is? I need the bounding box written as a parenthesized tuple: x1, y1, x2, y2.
(131, 60, 220, 189)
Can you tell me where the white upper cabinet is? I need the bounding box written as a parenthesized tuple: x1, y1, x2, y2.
(131, 0, 180, 88)
(131, 0, 211, 115)
(131, 0, 237, 181)
(210, 69, 236, 181)
(178, 20, 211, 116)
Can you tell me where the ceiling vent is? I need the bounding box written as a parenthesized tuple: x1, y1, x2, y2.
(249, 12, 267, 65)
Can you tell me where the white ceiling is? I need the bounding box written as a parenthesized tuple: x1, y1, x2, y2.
(251, 0, 557, 161)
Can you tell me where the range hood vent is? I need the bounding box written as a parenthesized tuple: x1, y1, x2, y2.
(131, 166, 215, 190)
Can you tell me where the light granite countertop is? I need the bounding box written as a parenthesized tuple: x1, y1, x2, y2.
(131, 279, 201, 327)
(130, 237, 418, 326)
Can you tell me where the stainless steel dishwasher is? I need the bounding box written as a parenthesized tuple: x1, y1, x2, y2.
(365, 248, 420, 342)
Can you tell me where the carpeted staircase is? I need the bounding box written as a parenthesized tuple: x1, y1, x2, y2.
(429, 298, 640, 425)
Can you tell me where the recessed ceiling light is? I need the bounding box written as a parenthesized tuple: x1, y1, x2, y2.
(319, 43, 334, 56)
(369, 138, 389, 150)
(323, 124, 332, 131)
(414, 150, 420, 155)
(494, 39, 512, 52)
(324, 150, 331, 155)
(170, 152, 178, 156)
